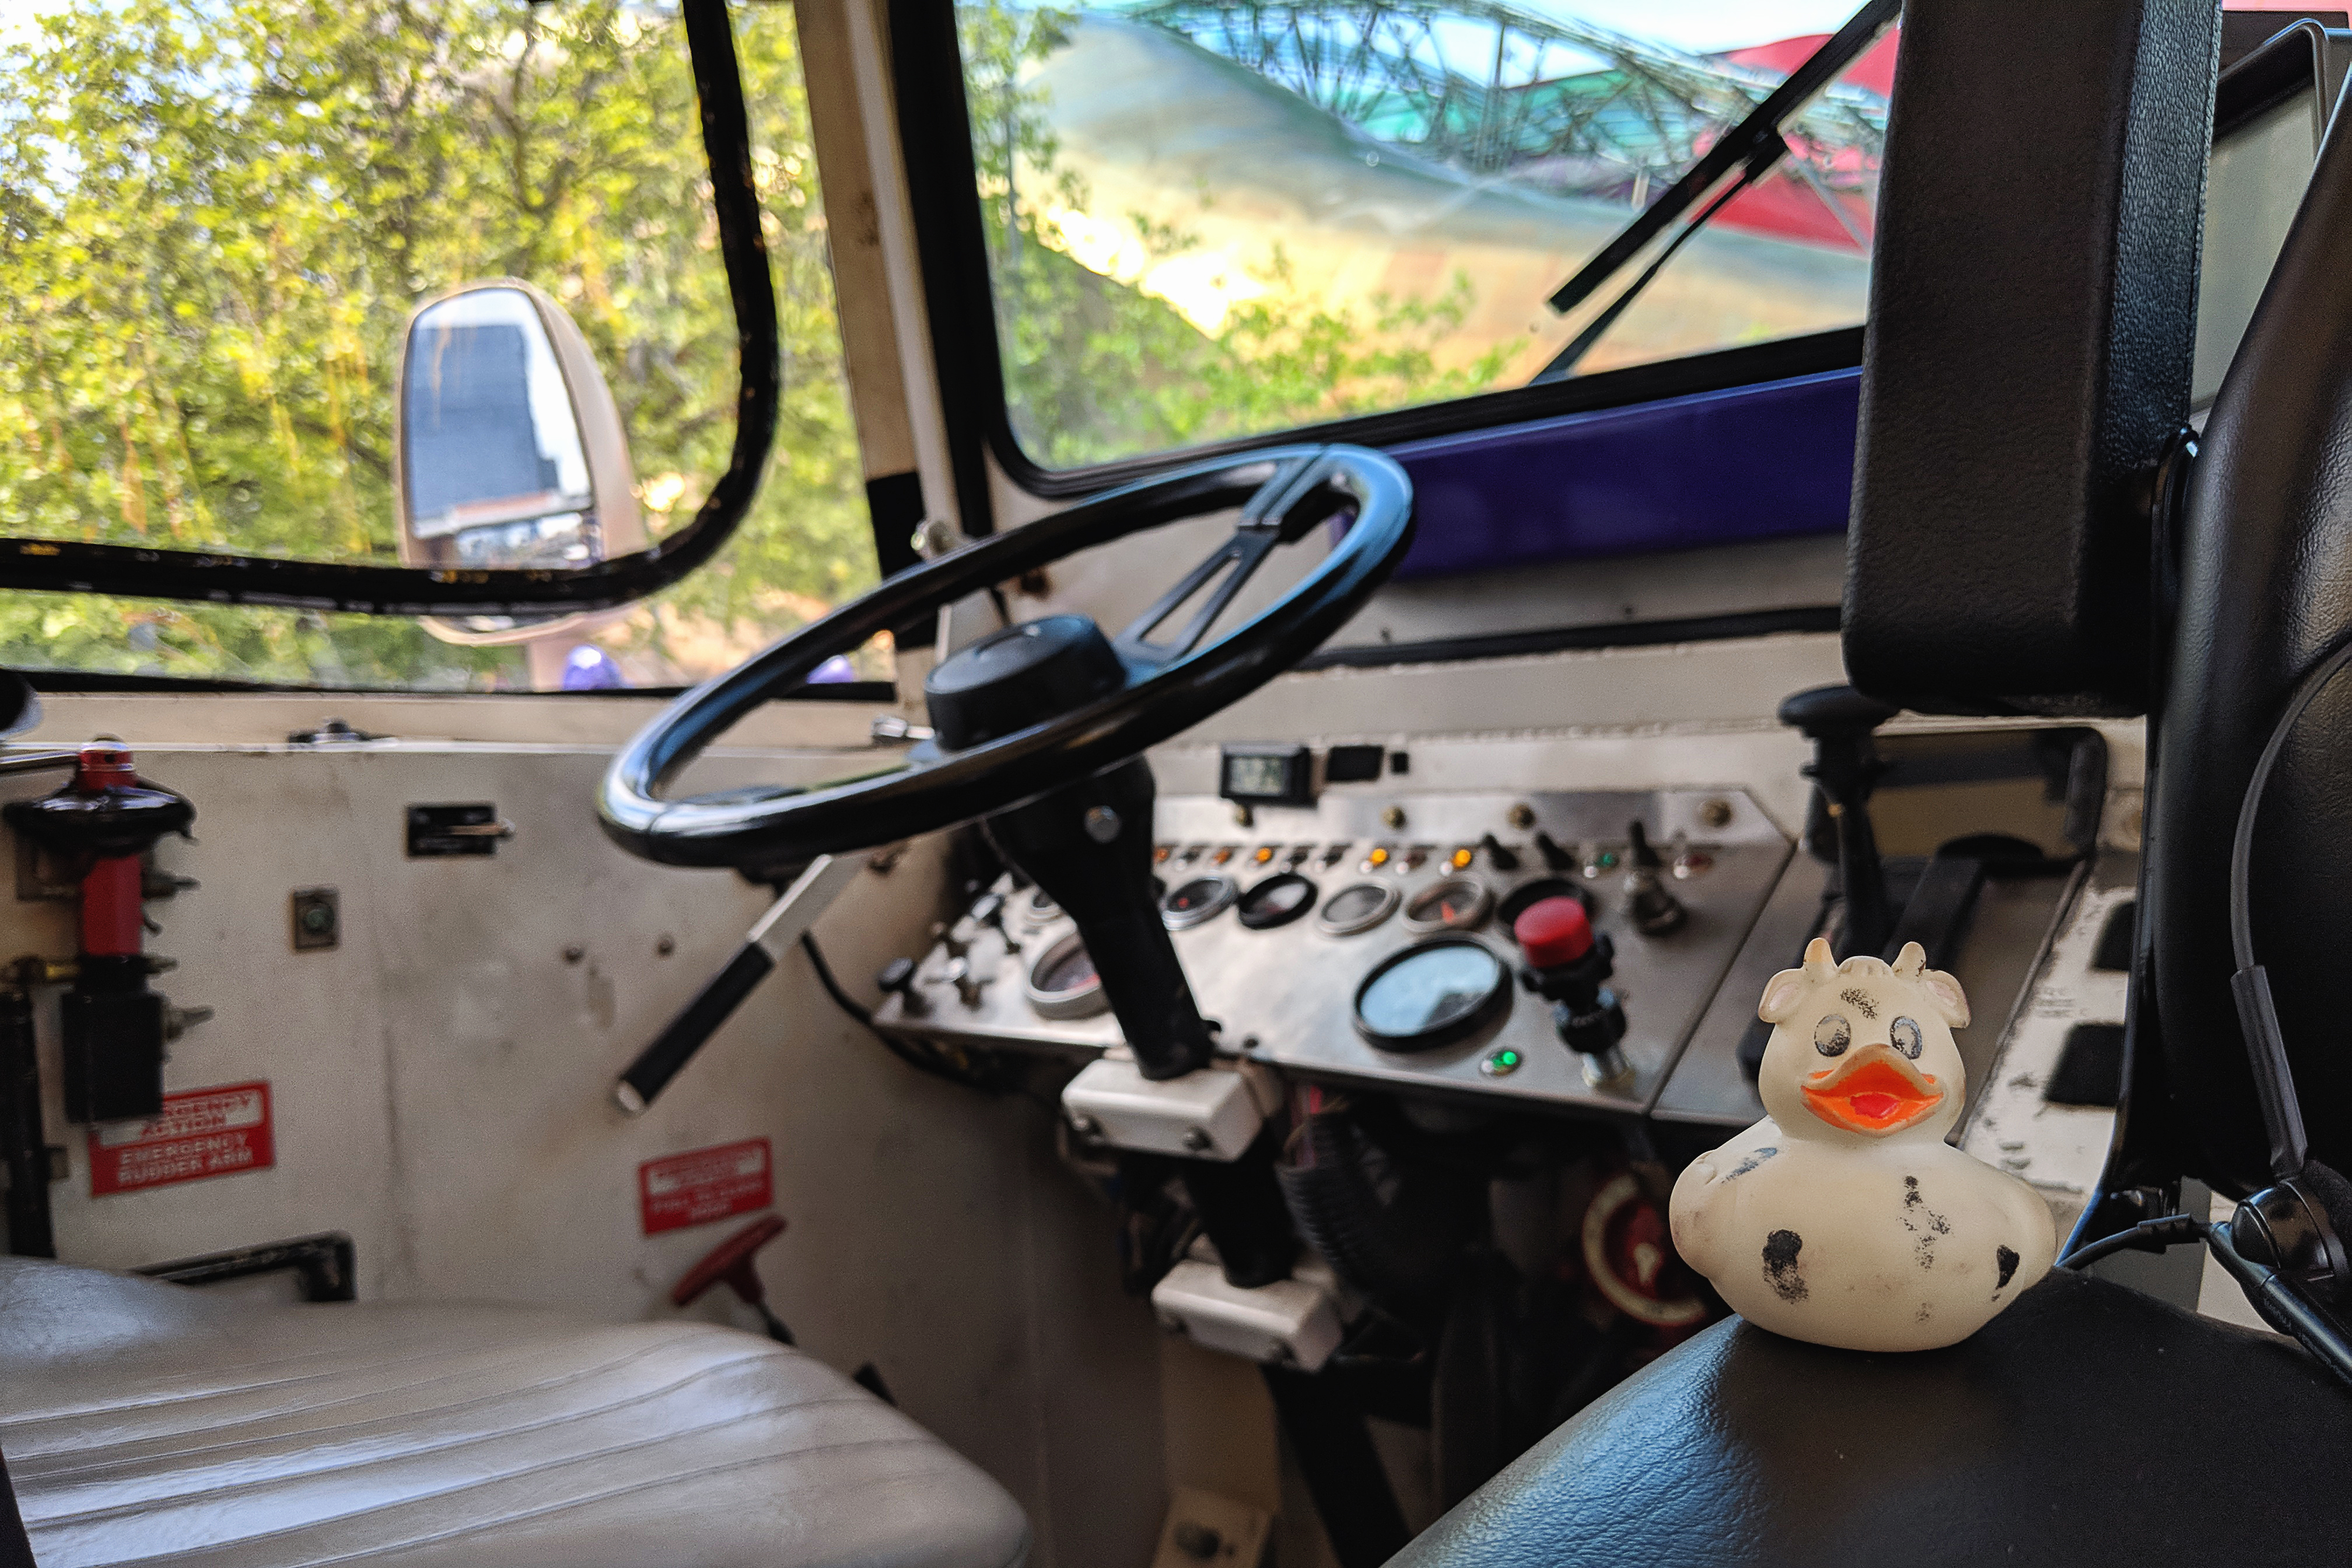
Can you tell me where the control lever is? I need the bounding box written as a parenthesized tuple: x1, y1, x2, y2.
(671, 1213, 793, 1343)
(1478, 832, 1521, 872)
(875, 957, 927, 1017)
(1777, 684, 1899, 958)
(1534, 831, 1577, 873)
(1622, 821, 1686, 936)
(1515, 897, 1632, 1088)
(968, 888, 1020, 954)
(613, 853, 866, 1115)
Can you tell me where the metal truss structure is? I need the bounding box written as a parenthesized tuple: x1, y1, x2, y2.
(1115, 0, 1887, 200)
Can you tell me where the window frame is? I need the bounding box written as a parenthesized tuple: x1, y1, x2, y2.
(889, 0, 1876, 512)
(0, 0, 778, 622)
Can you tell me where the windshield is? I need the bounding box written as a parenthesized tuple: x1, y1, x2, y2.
(0, 0, 881, 690)
(958, 0, 1896, 470)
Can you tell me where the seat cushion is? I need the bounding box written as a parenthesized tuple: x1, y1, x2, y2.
(0, 1259, 1028, 1568)
(1396, 1267, 2352, 1568)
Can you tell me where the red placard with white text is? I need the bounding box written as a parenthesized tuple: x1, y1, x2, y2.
(89, 1082, 275, 1196)
(639, 1138, 772, 1235)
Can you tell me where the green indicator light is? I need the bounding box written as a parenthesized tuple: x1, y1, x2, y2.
(1482, 1048, 1522, 1078)
(1598, 851, 1619, 869)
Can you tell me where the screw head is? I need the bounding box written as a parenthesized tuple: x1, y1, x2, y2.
(1083, 805, 1122, 844)
(562, 944, 586, 964)
(1698, 797, 1734, 830)
(1070, 1114, 1102, 1138)
(1181, 1126, 1213, 1153)
(1381, 804, 1406, 830)
(1507, 803, 1536, 830)
(655, 934, 677, 957)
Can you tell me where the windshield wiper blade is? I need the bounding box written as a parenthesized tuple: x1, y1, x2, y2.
(1534, 0, 1900, 381)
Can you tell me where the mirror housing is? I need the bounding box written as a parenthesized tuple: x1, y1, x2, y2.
(396, 281, 645, 646)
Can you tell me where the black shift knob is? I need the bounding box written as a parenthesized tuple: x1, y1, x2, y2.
(1778, 684, 1900, 741)
(1779, 684, 1896, 959)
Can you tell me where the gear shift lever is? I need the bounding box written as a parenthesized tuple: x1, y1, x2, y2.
(1778, 684, 1900, 960)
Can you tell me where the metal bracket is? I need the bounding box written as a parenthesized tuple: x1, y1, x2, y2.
(136, 1231, 357, 1302)
(1062, 1056, 1276, 1161)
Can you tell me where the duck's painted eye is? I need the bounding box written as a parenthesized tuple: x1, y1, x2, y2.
(1813, 1014, 1851, 1056)
(1891, 1017, 1924, 1059)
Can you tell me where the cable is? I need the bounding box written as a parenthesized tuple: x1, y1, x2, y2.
(2225, 636, 2352, 1182)
(2229, 636, 2352, 970)
(797, 931, 1006, 1093)
(2059, 1212, 2207, 1271)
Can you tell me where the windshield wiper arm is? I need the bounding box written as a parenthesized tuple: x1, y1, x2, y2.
(1533, 0, 1900, 382)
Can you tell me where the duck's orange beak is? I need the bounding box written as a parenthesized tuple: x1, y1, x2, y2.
(1801, 1046, 1943, 1136)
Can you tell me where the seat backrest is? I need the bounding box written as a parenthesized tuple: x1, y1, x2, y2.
(1844, 0, 2218, 718)
(2149, 61, 2352, 1195)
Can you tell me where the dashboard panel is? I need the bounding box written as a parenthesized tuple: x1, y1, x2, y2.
(876, 787, 1790, 1119)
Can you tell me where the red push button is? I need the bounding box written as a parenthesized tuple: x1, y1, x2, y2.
(1515, 896, 1594, 968)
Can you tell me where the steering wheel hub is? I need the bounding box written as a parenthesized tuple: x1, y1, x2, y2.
(925, 614, 1125, 751)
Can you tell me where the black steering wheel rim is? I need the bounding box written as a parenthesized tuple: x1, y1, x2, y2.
(598, 444, 1414, 870)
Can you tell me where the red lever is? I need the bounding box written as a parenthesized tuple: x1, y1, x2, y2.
(670, 1213, 793, 1344)
(77, 744, 145, 958)
(1515, 895, 1595, 969)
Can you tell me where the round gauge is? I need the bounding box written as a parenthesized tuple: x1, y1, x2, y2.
(1024, 931, 1107, 1020)
(1352, 937, 1513, 1054)
(1497, 877, 1593, 934)
(1236, 871, 1318, 930)
(1161, 874, 1238, 930)
(1315, 880, 1401, 937)
(1400, 876, 1493, 934)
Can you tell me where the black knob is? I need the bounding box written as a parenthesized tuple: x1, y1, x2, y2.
(1777, 684, 1899, 741)
(1478, 832, 1521, 872)
(1623, 821, 1687, 937)
(876, 957, 926, 1016)
(1534, 831, 1576, 873)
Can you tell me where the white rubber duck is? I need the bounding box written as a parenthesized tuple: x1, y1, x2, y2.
(1669, 937, 2055, 1352)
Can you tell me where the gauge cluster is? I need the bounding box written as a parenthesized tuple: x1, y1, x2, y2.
(874, 788, 1792, 1119)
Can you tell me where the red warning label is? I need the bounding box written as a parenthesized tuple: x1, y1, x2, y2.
(639, 1137, 772, 1236)
(89, 1082, 275, 1196)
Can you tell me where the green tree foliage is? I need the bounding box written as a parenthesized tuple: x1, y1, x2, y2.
(0, 0, 874, 686)
(0, 0, 1510, 688)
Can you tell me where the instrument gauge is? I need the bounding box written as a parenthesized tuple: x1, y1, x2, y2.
(1024, 932, 1107, 1020)
(1400, 876, 1493, 934)
(1014, 886, 1064, 930)
(1161, 874, 1238, 930)
(1315, 880, 1400, 936)
(1352, 938, 1513, 1054)
(1236, 871, 1318, 930)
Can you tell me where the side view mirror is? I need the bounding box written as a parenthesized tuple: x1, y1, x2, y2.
(396, 280, 645, 645)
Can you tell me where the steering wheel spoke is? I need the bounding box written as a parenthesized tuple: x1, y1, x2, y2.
(1112, 450, 1346, 670)
(1113, 526, 1285, 671)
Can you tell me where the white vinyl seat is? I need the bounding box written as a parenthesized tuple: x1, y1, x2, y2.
(0, 1258, 1028, 1568)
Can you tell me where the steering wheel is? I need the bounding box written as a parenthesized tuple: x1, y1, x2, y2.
(599, 445, 1414, 870)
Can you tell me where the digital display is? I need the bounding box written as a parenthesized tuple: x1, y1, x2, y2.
(1226, 755, 1289, 796)
(1220, 744, 1311, 804)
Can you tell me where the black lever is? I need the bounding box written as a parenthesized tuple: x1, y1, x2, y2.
(1778, 684, 1899, 959)
(614, 856, 863, 1114)
(985, 760, 1216, 1080)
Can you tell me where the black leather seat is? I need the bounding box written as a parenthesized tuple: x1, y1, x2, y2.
(1394, 1268, 2350, 1568)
